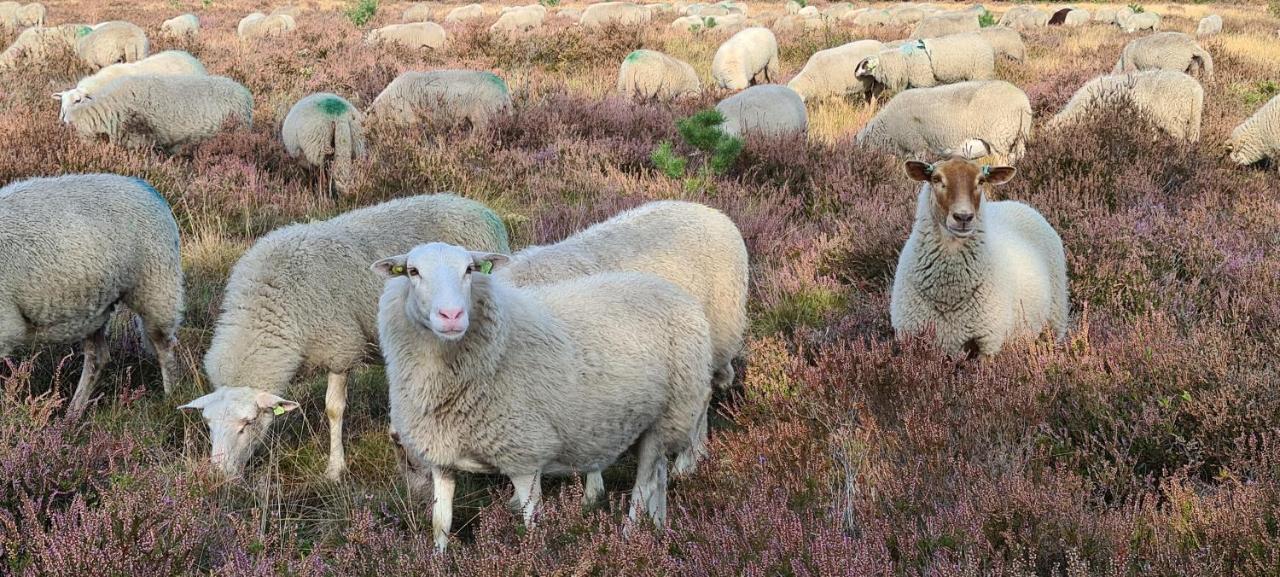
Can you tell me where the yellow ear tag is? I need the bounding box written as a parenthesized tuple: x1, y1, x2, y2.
(273, 406, 286, 416)
(392, 265, 405, 276)
(479, 261, 493, 275)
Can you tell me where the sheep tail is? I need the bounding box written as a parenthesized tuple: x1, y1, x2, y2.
(330, 118, 354, 195)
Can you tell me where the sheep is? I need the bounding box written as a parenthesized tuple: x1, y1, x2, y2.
(55, 50, 207, 122)
(999, 5, 1048, 29)
(1227, 94, 1280, 169)
(1, 174, 183, 414)
(63, 74, 252, 154)
(848, 8, 892, 26)
(369, 69, 511, 130)
(891, 158, 1068, 357)
(910, 11, 979, 39)
(282, 92, 367, 195)
(711, 27, 779, 90)
(887, 5, 928, 26)
(0, 23, 88, 70)
(557, 7, 583, 21)
(0, 2, 18, 29)
(580, 2, 651, 27)
(785, 0, 801, 14)
(1196, 14, 1222, 37)
(824, 3, 856, 19)
(270, 5, 301, 18)
(1114, 32, 1213, 81)
(16, 2, 42, 26)
(1118, 10, 1159, 32)
(715, 84, 807, 139)
(772, 14, 813, 33)
(1048, 70, 1203, 142)
(856, 80, 1033, 163)
(402, 3, 433, 22)
(855, 34, 996, 93)
(788, 39, 884, 102)
(367, 22, 446, 50)
(161, 14, 200, 37)
(76, 21, 148, 70)
(238, 12, 296, 41)
(1093, 7, 1118, 23)
(617, 49, 700, 101)
(444, 3, 485, 23)
(489, 5, 544, 34)
(375, 244, 712, 551)
(179, 194, 511, 481)
(978, 27, 1026, 62)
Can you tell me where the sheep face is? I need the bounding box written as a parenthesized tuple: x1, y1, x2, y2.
(53, 89, 89, 122)
(372, 242, 508, 342)
(178, 387, 300, 478)
(905, 159, 1016, 239)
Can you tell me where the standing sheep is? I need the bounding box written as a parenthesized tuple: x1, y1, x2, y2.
(16, 2, 43, 26)
(891, 158, 1068, 357)
(238, 12, 296, 41)
(376, 244, 712, 551)
(1117, 10, 1159, 32)
(999, 6, 1049, 29)
(977, 27, 1026, 62)
(1227, 94, 1280, 169)
(855, 35, 996, 93)
(711, 27, 779, 90)
(788, 40, 884, 102)
(856, 80, 1033, 163)
(1048, 70, 1203, 142)
(369, 69, 511, 130)
(76, 21, 148, 70)
(367, 22, 446, 50)
(1, 175, 183, 414)
(617, 49, 700, 101)
(715, 84, 807, 139)
(489, 5, 544, 34)
(179, 195, 511, 481)
(1113, 32, 1213, 81)
(161, 14, 200, 37)
(849, 8, 892, 26)
(402, 3, 433, 22)
(580, 2, 651, 27)
(1196, 14, 1222, 37)
(63, 74, 252, 154)
(0, 23, 89, 70)
(282, 92, 366, 195)
(910, 11, 978, 39)
(56, 50, 207, 121)
(445, 3, 485, 23)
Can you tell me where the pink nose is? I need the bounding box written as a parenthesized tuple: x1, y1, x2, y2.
(436, 308, 465, 321)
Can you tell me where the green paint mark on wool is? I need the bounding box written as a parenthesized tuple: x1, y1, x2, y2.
(482, 208, 510, 250)
(482, 72, 509, 95)
(317, 96, 348, 116)
(625, 50, 646, 63)
(77, 26, 92, 37)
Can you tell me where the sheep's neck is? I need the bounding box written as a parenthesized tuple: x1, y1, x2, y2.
(415, 277, 509, 402)
(911, 190, 989, 314)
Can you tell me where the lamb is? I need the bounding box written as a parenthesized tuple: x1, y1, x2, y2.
(444, 3, 485, 23)
(787, 40, 884, 102)
(715, 84, 807, 139)
(1196, 14, 1222, 37)
(617, 49, 700, 101)
(238, 12, 296, 41)
(367, 22, 446, 50)
(0, 23, 89, 70)
(179, 194, 511, 481)
(855, 34, 996, 93)
(977, 27, 1026, 62)
(1117, 10, 1159, 32)
(856, 80, 1032, 163)
(369, 69, 511, 130)
(76, 21, 148, 70)
(999, 5, 1048, 29)
(489, 5, 544, 34)
(1113, 32, 1213, 81)
(1048, 70, 1203, 142)
(16, 2, 42, 26)
(282, 92, 367, 195)
(1, 174, 183, 414)
(56, 50, 207, 122)
(910, 11, 979, 39)
(402, 3, 433, 22)
(375, 243, 712, 551)
(711, 27, 779, 90)
(580, 2, 651, 27)
(161, 14, 200, 37)
(63, 74, 252, 154)
(891, 158, 1068, 357)
(1227, 94, 1280, 169)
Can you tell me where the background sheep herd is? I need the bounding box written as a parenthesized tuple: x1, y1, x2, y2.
(1, 0, 1279, 574)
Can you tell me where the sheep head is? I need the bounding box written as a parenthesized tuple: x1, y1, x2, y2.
(372, 242, 508, 342)
(178, 387, 300, 479)
(905, 158, 1015, 239)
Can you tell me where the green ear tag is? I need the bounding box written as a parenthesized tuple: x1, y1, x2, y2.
(479, 261, 493, 274)
(392, 265, 405, 276)
(273, 406, 286, 416)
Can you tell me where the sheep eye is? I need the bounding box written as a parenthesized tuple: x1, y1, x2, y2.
(465, 264, 477, 274)
(407, 267, 419, 277)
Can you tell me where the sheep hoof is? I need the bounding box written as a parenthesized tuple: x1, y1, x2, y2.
(324, 463, 346, 482)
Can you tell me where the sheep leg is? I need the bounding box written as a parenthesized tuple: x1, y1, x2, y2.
(431, 466, 455, 552)
(143, 320, 179, 395)
(672, 409, 708, 477)
(629, 430, 669, 527)
(323, 372, 348, 481)
(510, 471, 542, 526)
(584, 471, 605, 506)
(68, 327, 110, 414)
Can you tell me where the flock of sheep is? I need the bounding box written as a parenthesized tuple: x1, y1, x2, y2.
(1, 0, 1279, 551)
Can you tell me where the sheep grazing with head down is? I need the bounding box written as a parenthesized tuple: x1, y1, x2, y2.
(75, 21, 148, 70)
(1113, 32, 1213, 81)
(161, 14, 200, 37)
(857, 80, 1032, 163)
(445, 3, 485, 23)
(1048, 70, 1203, 142)
(282, 92, 366, 195)
(711, 27, 779, 90)
(715, 84, 807, 139)
(0, 23, 90, 70)
(238, 12, 296, 41)
(1196, 14, 1222, 37)
(367, 21, 447, 50)
(977, 27, 1026, 62)
(56, 50, 207, 122)
(910, 11, 978, 39)
(617, 49, 701, 101)
(1227, 94, 1280, 170)
(375, 243, 713, 552)
(855, 34, 996, 93)
(580, 1, 651, 27)
(788, 40, 884, 102)
(891, 158, 1068, 357)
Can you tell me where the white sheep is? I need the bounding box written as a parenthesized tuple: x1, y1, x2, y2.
(63, 74, 252, 154)
(847, 8, 892, 26)
(489, 5, 544, 34)
(1227, 94, 1280, 169)
(375, 243, 712, 551)
(1, 174, 183, 414)
(75, 21, 148, 70)
(1113, 32, 1213, 81)
(998, 5, 1048, 29)
(1196, 14, 1222, 37)
(580, 2, 651, 27)
(402, 3, 433, 22)
(785, 0, 801, 14)
(367, 22, 446, 50)
(238, 12, 296, 41)
(1065, 9, 1090, 26)
(787, 39, 884, 102)
(1117, 10, 1159, 32)
(716, 84, 807, 139)
(910, 11, 979, 39)
(891, 158, 1068, 356)
(977, 27, 1025, 62)
(444, 3, 485, 23)
(0, 2, 20, 29)
(857, 80, 1032, 163)
(1048, 70, 1203, 142)
(161, 14, 200, 37)
(711, 27, 779, 90)
(855, 34, 996, 93)
(179, 194, 511, 480)
(369, 69, 511, 130)
(1093, 7, 1118, 23)
(886, 4, 927, 26)
(55, 50, 207, 122)
(16, 2, 42, 26)
(617, 49, 700, 101)
(0, 23, 88, 70)
(282, 92, 366, 195)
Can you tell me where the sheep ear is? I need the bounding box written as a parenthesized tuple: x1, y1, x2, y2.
(254, 392, 300, 415)
(982, 166, 1017, 185)
(854, 57, 876, 76)
(904, 160, 933, 182)
(371, 255, 409, 278)
(51, 92, 64, 100)
(468, 251, 509, 274)
(177, 392, 216, 412)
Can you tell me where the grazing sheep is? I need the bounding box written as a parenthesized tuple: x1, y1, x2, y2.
(617, 49, 700, 101)
(367, 22, 446, 50)
(402, 3, 433, 22)
(888, 5, 928, 26)
(369, 69, 511, 130)
(855, 34, 996, 93)
(180, 195, 511, 481)
(999, 5, 1048, 29)
(977, 27, 1026, 62)
(161, 14, 200, 37)
(489, 4, 544, 34)
(1094, 7, 1118, 23)
(1114, 32, 1213, 81)
(1196, 14, 1222, 37)
(788, 39, 884, 102)
(282, 93, 367, 195)
(56, 50, 207, 122)
(1, 174, 183, 414)
(891, 158, 1068, 357)
(772, 14, 814, 33)
(848, 8, 892, 26)
(16, 2, 42, 26)
(1064, 9, 1090, 26)
(785, 0, 801, 14)
(557, 7, 583, 21)
(238, 12, 296, 40)
(1048, 70, 1203, 142)
(76, 21, 148, 70)
(910, 11, 978, 39)
(0, 23, 89, 70)
(270, 5, 301, 18)
(715, 84, 807, 139)
(580, 1, 651, 27)
(444, 3, 485, 22)
(376, 244, 712, 551)
(857, 80, 1033, 163)
(711, 27, 779, 90)
(1118, 10, 1159, 32)
(823, 2, 855, 19)
(0, 2, 19, 29)
(63, 74, 252, 154)
(1227, 94, 1280, 169)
